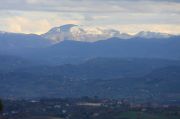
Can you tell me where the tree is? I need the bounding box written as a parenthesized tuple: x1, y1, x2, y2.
(0, 99, 3, 112)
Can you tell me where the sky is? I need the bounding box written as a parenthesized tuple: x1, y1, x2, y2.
(0, 0, 180, 35)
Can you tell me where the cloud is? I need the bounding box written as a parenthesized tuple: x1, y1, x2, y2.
(0, 13, 80, 34)
(2, 16, 51, 34)
(0, 0, 180, 34)
(0, 0, 180, 14)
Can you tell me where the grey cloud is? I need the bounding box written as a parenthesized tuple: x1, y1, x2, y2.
(0, 0, 180, 34)
(0, 0, 180, 14)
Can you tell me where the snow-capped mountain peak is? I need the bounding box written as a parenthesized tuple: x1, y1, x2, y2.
(49, 24, 77, 33)
(135, 31, 172, 39)
(42, 24, 175, 43)
(42, 24, 132, 43)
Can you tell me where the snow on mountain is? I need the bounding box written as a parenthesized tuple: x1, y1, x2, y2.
(0, 25, 175, 46)
(42, 24, 132, 43)
(42, 24, 175, 43)
(135, 31, 172, 39)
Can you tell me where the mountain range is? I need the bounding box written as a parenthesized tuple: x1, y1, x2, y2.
(0, 24, 175, 44)
(42, 24, 173, 43)
(0, 24, 180, 101)
(0, 57, 180, 102)
(0, 24, 179, 64)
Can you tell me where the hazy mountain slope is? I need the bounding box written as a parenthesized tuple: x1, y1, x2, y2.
(0, 32, 52, 55)
(0, 58, 180, 100)
(0, 25, 179, 64)
(10, 58, 180, 79)
(0, 55, 36, 72)
(144, 66, 180, 93)
(29, 36, 180, 65)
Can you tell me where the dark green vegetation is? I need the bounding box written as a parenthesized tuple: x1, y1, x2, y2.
(3, 98, 180, 119)
(0, 57, 180, 104)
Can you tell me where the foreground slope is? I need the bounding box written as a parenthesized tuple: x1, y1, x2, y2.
(0, 58, 180, 103)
